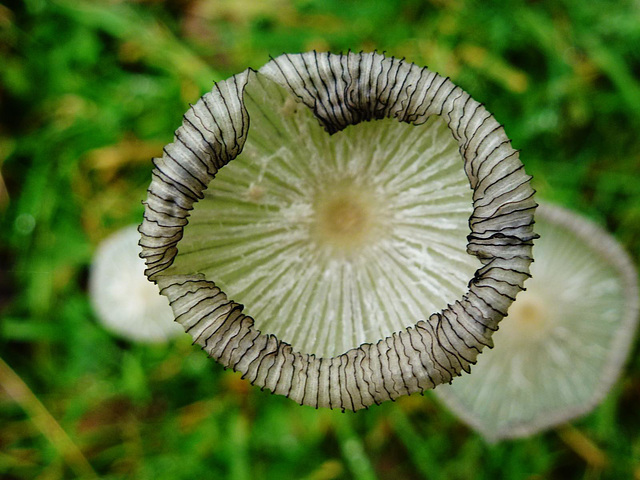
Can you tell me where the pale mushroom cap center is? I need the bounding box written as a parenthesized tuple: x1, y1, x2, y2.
(318, 194, 368, 238)
(501, 291, 552, 343)
(313, 185, 385, 255)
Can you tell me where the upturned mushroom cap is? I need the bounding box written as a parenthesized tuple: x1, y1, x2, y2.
(139, 51, 537, 410)
(434, 203, 640, 440)
(89, 225, 183, 343)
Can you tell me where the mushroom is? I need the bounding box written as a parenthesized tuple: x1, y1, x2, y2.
(89, 224, 183, 343)
(139, 51, 537, 410)
(434, 202, 640, 440)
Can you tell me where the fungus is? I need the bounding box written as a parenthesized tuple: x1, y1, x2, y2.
(139, 52, 537, 410)
(434, 203, 640, 440)
(89, 225, 183, 342)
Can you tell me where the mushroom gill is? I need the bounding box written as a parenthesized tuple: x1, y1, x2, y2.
(139, 52, 537, 410)
(434, 203, 640, 440)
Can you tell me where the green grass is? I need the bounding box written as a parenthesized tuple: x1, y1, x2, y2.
(1, 0, 639, 478)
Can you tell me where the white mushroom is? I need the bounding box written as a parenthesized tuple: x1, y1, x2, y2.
(434, 202, 639, 440)
(89, 224, 183, 343)
(139, 51, 538, 410)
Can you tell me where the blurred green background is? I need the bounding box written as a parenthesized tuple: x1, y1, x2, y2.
(1, 0, 639, 478)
